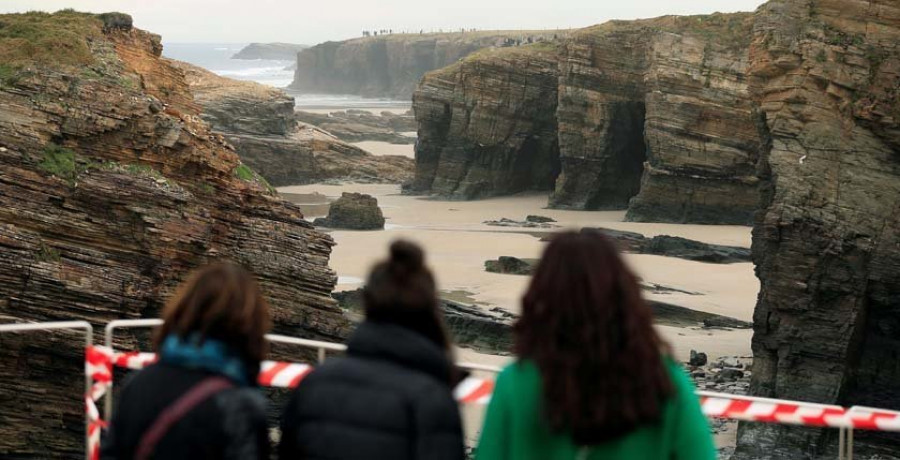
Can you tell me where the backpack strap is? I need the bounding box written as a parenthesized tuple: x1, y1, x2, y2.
(134, 376, 234, 460)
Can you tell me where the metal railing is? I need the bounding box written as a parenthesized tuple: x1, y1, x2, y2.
(102, 318, 501, 419)
(3, 319, 891, 460)
(0, 320, 94, 460)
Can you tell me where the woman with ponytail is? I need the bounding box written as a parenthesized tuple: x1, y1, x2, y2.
(278, 240, 465, 460)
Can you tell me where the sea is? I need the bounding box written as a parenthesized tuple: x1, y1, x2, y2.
(161, 43, 410, 110)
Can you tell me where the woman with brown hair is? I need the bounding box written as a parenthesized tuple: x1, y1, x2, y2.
(278, 240, 465, 460)
(477, 231, 715, 459)
(102, 262, 271, 460)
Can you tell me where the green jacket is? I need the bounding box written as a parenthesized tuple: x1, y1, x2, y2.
(476, 358, 716, 460)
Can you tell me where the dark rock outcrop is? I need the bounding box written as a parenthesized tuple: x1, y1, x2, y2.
(313, 193, 385, 230)
(295, 110, 417, 144)
(484, 257, 536, 275)
(0, 11, 349, 457)
(171, 61, 414, 186)
(579, 228, 752, 264)
(232, 42, 307, 61)
(291, 31, 561, 99)
(411, 15, 761, 224)
(644, 235, 751, 264)
(332, 289, 515, 354)
(734, 0, 900, 458)
(485, 217, 559, 229)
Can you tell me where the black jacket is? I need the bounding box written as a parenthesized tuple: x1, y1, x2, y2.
(278, 321, 465, 460)
(100, 363, 270, 460)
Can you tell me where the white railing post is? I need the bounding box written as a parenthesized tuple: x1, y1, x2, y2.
(0, 320, 94, 460)
(839, 426, 846, 460)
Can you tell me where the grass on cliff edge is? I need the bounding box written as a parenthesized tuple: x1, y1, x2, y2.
(234, 163, 276, 194)
(0, 9, 103, 68)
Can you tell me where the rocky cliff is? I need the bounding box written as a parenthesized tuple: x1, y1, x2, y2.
(232, 42, 307, 61)
(411, 15, 762, 224)
(414, 4, 900, 456)
(734, 0, 900, 458)
(0, 12, 349, 457)
(172, 61, 414, 186)
(291, 31, 562, 99)
(411, 45, 560, 198)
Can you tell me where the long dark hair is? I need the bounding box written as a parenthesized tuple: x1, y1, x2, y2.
(363, 240, 454, 371)
(154, 262, 271, 370)
(515, 230, 673, 444)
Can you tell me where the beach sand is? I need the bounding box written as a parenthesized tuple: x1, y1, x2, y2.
(278, 183, 756, 359)
(278, 182, 755, 449)
(350, 141, 415, 158)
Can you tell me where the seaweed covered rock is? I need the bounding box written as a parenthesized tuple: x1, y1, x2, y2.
(484, 256, 536, 275)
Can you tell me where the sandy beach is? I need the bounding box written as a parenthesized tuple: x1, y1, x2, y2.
(279, 183, 756, 361)
(350, 141, 415, 158)
(278, 182, 755, 448)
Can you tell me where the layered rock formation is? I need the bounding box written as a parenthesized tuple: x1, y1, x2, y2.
(172, 61, 414, 186)
(0, 12, 349, 457)
(734, 0, 900, 458)
(295, 109, 417, 144)
(313, 192, 385, 230)
(411, 15, 761, 224)
(232, 42, 308, 61)
(411, 45, 561, 198)
(291, 31, 561, 98)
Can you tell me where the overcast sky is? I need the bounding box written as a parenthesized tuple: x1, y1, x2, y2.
(2, 0, 767, 44)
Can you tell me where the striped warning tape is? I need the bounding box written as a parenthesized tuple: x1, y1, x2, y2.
(84, 345, 494, 459)
(84, 346, 900, 459)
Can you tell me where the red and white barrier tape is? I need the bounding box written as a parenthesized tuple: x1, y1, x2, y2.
(84, 346, 900, 458)
(83, 346, 495, 458)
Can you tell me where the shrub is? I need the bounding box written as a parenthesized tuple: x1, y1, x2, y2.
(38, 143, 77, 181)
(97, 12, 132, 32)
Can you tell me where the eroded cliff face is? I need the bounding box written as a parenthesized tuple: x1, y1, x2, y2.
(734, 0, 900, 458)
(0, 12, 349, 457)
(291, 31, 561, 99)
(411, 45, 560, 198)
(411, 15, 762, 224)
(172, 61, 414, 186)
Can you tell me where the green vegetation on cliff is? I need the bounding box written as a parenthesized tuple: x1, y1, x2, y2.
(0, 10, 102, 67)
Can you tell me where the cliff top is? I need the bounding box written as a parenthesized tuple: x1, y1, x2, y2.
(0, 9, 275, 194)
(0, 10, 134, 68)
(323, 29, 570, 46)
(576, 12, 755, 50)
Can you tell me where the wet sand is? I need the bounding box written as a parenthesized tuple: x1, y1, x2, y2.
(279, 183, 757, 360)
(298, 107, 410, 115)
(350, 141, 415, 158)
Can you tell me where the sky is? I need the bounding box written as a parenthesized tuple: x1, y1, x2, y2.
(2, 0, 768, 44)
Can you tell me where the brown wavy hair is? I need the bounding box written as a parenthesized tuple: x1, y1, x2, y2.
(153, 262, 271, 374)
(515, 230, 673, 444)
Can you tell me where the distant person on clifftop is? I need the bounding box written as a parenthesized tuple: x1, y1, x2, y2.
(476, 231, 716, 460)
(102, 263, 271, 460)
(278, 240, 465, 460)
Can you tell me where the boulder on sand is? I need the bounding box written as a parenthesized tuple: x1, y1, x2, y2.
(313, 192, 385, 230)
(484, 256, 536, 275)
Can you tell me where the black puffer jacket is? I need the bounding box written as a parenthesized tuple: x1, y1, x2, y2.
(100, 363, 270, 460)
(278, 321, 465, 460)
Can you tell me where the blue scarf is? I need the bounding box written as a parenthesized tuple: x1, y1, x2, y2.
(159, 334, 252, 386)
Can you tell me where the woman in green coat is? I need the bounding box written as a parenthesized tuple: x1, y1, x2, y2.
(477, 231, 716, 460)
